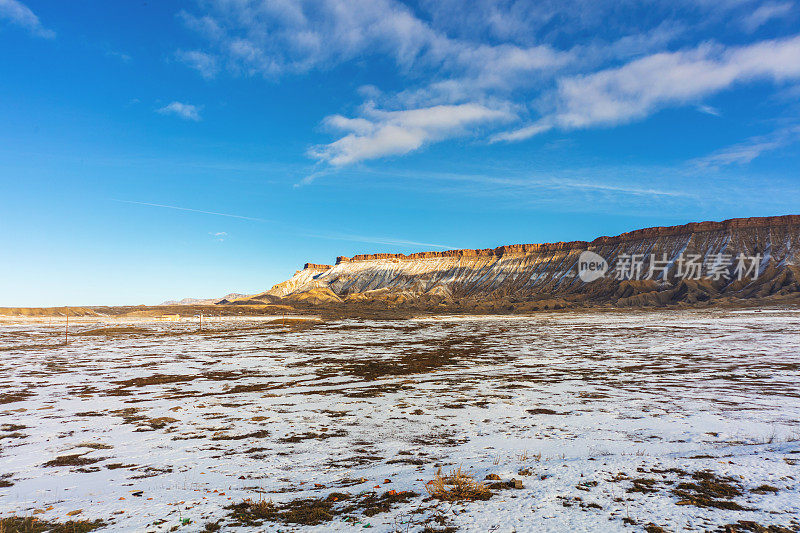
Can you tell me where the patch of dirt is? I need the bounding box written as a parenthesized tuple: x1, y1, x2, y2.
(43, 454, 105, 468)
(74, 442, 113, 450)
(211, 430, 270, 441)
(0, 516, 105, 533)
(74, 411, 105, 417)
(278, 429, 346, 443)
(719, 521, 796, 532)
(526, 408, 569, 415)
(751, 484, 780, 494)
(111, 374, 198, 388)
(130, 465, 173, 479)
(227, 490, 418, 526)
(671, 470, 746, 510)
(110, 408, 178, 431)
(298, 335, 491, 381)
(627, 478, 661, 494)
(0, 390, 32, 405)
(75, 326, 152, 336)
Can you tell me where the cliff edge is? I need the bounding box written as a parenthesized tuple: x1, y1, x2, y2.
(244, 215, 800, 312)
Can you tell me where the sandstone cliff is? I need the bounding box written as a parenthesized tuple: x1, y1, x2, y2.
(253, 215, 800, 311)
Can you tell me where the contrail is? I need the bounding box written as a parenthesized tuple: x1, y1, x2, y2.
(114, 199, 273, 222)
(115, 199, 456, 250)
(302, 231, 457, 250)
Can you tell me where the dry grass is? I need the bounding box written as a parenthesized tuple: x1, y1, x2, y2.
(516, 450, 541, 462)
(425, 467, 491, 502)
(0, 516, 105, 533)
(42, 454, 105, 468)
(671, 470, 745, 510)
(228, 489, 418, 527)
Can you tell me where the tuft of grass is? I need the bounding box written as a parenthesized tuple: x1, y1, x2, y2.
(74, 442, 113, 450)
(42, 454, 105, 468)
(425, 467, 491, 502)
(751, 484, 780, 494)
(515, 450, 541, 462)
(228, 489, 416, 527)
(671, 470, 745, 510)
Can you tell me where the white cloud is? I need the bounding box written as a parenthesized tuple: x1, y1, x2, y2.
(309, 103, 514, 166)
(178, 0, 571, 90)
(157, 102, 202, 121)
(490, 121, 552, 143)
(177, 1, 800, 166)
(742, 2, 794, 32)
(495, 35, 800, 141)
(176, 50, 219, 79)
(0, 0, 54, 38)
(105, 49, 132, 63)
(696, 104, 722, 116)
(693, 126, 800, 168)
(556, 35, 800, 129)
(209, 231, 228, 242)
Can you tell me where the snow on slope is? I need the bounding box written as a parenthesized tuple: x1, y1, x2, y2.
(265, 215, 800, 304)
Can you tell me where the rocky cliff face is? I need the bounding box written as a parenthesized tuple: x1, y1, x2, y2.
(259, 215, 800, 310)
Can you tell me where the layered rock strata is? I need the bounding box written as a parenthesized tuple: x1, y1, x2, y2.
(255, 215, 800, 309)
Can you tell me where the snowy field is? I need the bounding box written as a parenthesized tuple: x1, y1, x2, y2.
(1, 310, 799, 532)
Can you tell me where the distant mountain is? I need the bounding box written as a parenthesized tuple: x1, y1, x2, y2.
(161, 293, 248, 306)
(252, 215, 800, 311)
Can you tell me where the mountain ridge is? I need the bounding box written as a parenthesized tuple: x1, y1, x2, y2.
(161, 293, 248, 306)
(246, 215, 800, 311)
(335, 214, 800, 263)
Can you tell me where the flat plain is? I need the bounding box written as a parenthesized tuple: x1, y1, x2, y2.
(1, 310, 799, 532)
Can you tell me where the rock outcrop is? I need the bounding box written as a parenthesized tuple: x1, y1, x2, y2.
(254, 215, 800, 311)
(162, 293, 248, 306)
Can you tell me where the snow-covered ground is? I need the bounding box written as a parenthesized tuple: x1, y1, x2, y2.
(1, 310, 799, 532)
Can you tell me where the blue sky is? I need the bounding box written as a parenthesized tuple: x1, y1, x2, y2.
(1, 0, 799, 306)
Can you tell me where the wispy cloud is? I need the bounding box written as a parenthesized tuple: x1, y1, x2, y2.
(310, 103, 514, 166)
(176, 0, 571, 160)
(696, 104, 722, 117)
(742, 2, 794, 33)
(176, 50, 219, 79)
(490, 122, 552, 143)
(331, 164, 713, 219)
(300, 231, 456, 249)
(372, 167, 697, 199)
(692, 126, 800, 168)
(104, 49, 132, 63)
(0, 0, 54, 38)
(177, 0, 570, 84)
(209, 231, 228, 242)
(117, 199, 454, 249)
(175, 0, 800, 167)
(115, 200, 270, 222)
(495, 35, 800, 141)
(157, 101, 202, 121)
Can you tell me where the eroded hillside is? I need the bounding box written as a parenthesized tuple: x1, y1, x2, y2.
(246, 215, 800, 312)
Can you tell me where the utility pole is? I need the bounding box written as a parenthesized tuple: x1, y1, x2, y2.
(65, 306, 69, 344)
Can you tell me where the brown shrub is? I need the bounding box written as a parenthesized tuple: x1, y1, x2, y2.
(425, 467, 491, 501)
